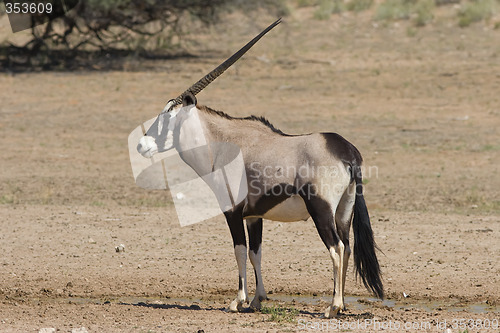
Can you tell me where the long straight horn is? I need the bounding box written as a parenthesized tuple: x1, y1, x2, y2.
(170, 18, 282, 109)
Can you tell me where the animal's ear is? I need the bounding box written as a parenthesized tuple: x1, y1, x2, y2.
(182, 92, 197, 107)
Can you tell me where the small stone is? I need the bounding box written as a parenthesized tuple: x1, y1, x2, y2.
(453, 115, 469, 121)
(38, 329, 56, 333)
(115, 244, 125, 252)
(71, 328, 89, 333)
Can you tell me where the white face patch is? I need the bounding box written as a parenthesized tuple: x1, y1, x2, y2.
(137, 103, 180, 158)
(157, 112, 165, 136)
(162, 108, 179, 151)
(137, 135, 158, 158)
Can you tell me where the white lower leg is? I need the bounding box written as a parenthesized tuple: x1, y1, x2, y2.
(229, 244, 248, 312)
(249, 246, 266, 310)
(325, 242, 344, 318)
(341, 245, 351, 311)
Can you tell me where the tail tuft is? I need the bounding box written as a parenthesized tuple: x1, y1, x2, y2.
(352, 165, 384, 299)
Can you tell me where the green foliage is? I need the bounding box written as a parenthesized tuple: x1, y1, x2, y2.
(406, 26, 417, 36)
(0, 194, 17, 205)
(375, 0, 434, 26)
(413, 0, 435, 26)
(458, 0, 498, 27)
(296, 0, 317, 7)
(346, 0, 374, 12)
(375, 0, 413, 21)
(374, 0, 500, 28)
(314, 0, 345, 19)
(313, 0, 372, 19)
(261, 305, 299, 323)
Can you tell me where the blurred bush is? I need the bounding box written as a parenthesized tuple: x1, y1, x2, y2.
(313, 0, 373, 19)
(300, 0, 499, 28)
(1, 0, 286, 68)
(458, 0, 498, 27)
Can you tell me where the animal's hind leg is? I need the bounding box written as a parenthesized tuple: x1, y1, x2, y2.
(335, 183, 356, 312)
(225, 209, 248, 312)
(246, 217, 267, 310)
(301, 185, 345, 318)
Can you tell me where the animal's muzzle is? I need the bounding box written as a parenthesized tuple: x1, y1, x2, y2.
(137, 135, 158, 158)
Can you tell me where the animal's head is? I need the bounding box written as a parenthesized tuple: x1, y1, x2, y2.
(136, 18, 282, 159)
(137, 93, 198, 158)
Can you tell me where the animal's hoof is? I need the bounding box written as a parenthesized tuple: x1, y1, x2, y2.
(249, 299, 262, 311)
(228, 300, 244, 312)
(323, 305, 341, 318)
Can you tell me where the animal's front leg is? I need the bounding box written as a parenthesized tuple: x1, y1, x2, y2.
(247, 218, 266, 310)
(229, 244, 248, 312)
(225, 210, 248, 312)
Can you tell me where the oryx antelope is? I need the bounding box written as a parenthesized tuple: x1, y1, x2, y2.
(136, 19, 383, 318)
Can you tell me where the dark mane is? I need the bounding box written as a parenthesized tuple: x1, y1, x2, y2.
(199, 105, 293, 136)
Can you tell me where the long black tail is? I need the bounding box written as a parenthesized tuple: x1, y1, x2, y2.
(352, 165, 384, 299)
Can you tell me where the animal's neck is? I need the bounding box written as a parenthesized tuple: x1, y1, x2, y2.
(197, 106, 279, 146)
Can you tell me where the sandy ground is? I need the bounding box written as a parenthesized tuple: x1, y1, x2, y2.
(1, 7, 500, 333)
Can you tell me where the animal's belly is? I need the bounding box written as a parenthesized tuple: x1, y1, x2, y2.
(261, 195, 310, 222)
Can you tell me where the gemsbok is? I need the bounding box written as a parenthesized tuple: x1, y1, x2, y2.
(134, 18, 383, 318)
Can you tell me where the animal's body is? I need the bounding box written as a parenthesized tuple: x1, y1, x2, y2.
(137, 95, 383, 318)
